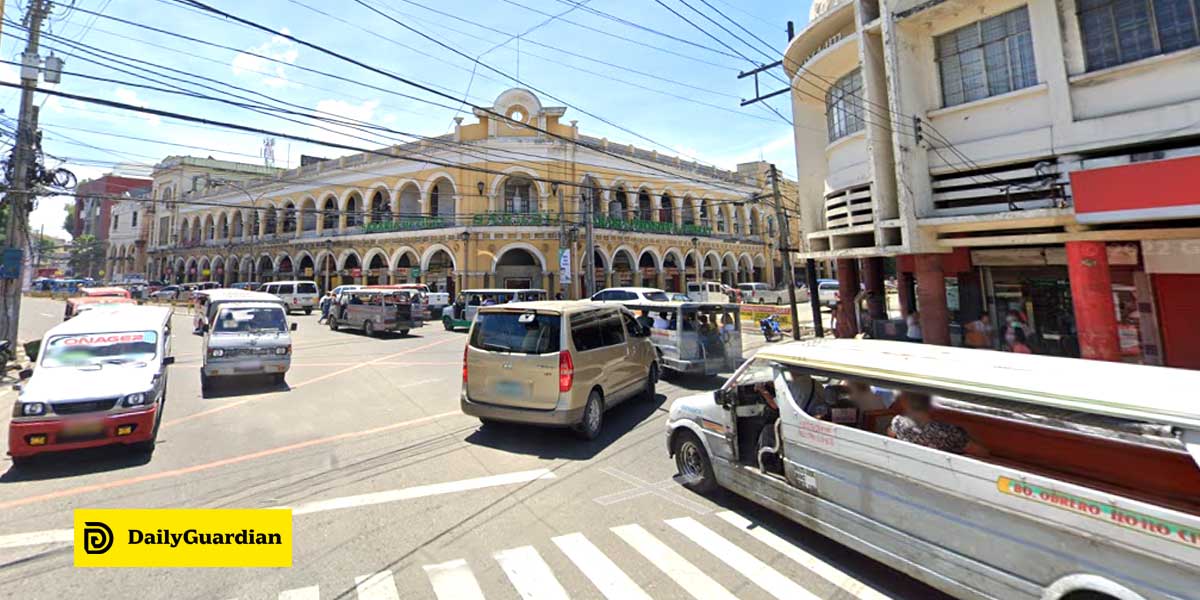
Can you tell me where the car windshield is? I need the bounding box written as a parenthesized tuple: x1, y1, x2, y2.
(40, 331, 158, 368)
(644, 291, 670, 302)
(470, 312, 560, 354)
(213, 307, 287, 333)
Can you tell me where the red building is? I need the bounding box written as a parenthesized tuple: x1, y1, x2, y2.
(72, 174, 151, 277)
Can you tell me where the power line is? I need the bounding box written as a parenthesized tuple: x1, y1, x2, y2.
(547, 0, 744, 60)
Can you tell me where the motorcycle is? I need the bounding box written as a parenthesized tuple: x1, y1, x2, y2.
(759, 315, 783, 342)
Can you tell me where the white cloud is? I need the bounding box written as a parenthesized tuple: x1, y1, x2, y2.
(113, 88, 160, 126)
(232, 30, 300, 89)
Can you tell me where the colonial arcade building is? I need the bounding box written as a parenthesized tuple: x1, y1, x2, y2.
(147, 89, 784, 297)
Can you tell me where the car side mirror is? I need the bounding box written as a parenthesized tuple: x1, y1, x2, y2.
(290, 323, 298, 332)
(18, 368, 33, 381)
(714, 387, 735, 408)
(162, 356, 175, 366)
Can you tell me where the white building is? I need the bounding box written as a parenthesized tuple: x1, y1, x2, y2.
(105, 188, 149, 280)
(785, 0, 1200, 369)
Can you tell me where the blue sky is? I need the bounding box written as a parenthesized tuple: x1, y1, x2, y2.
(1, 0, 813, 238)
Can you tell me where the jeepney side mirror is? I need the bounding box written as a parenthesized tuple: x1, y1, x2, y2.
(18, 368, 32, 381)
(714, 387, 734, 408)
(162, 356, 175, 366)
(291, 323, 298, 332)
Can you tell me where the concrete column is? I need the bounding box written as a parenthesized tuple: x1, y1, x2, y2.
(898, 270, 916, 315)
(915, 254, 951, 346)
(1066, 241, 1121, 361)
(957, 269, 984, 323)
(835, 258, 860, 338)
(861, 256, 887, 320)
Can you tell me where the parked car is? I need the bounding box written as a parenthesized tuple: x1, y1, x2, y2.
(8, 305, 174, 464)
(150, 285, 183, 301)
(669, 293, 690, 302)
(442, 288, 549, 331)
(591, 287, 671, 304)
(816, 278, 839, 307)
(461, 301, 657, 440)
(261, 280, 320, 314)
(230, 282, 261, 291)
(686, 281, 730, 303)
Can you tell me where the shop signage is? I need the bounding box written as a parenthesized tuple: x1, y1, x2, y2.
(202, 269, 211, 276)
(410, 267, 421, 278)
(1143, 239, 1200, 274)
(558, 249, 571, 284)
(350, 268, 362, 277)
(1072, 155, 1200, 224)
(997, 476, 1200, 549)
(0, 248, 23, 279)
(303, 267, 313, 276)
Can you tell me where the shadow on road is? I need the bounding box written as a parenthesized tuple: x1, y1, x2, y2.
(660, 371, 727, 392)
(201, 374, 291, 399)
(464, 391, 668, 460)
(0, 444, 155, 483)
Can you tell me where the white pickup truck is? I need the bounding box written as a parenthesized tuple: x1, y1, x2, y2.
(395, 283, 449, 316)
(737, 282, 809, 305)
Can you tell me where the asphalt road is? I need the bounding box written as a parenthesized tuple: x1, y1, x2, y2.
(0, 296, 950, 600)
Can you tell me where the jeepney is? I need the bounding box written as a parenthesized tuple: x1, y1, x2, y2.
(666, 339, 1200, 600)
(201, 298, 296, 391)
(328, 288, 424, 336)
(626, 301, 742, 376)
(9, 305, 174, 464)
(64, 295, 136, 320)
(441, 288, 548, 331)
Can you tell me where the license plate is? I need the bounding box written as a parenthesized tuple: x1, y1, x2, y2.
(62, 420, 104, 437)
(235, 360, 263, 371)
(494, 380, 523, 397)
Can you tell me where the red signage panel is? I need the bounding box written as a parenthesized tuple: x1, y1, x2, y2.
(1072, 156, 1200, 224)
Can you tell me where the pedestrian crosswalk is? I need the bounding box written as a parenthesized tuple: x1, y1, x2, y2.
(267, 510, 895, 600)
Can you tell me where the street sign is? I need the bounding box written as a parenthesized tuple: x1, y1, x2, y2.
(558, 248, 571, 284)
(409, 267, 420, 278)
(0, 248, 23, 279)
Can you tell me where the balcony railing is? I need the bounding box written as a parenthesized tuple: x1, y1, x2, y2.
(593, 215, 713, 237)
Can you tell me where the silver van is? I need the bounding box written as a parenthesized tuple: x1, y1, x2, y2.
(261, 280, 319, 315)
(200, 300, 296, 392)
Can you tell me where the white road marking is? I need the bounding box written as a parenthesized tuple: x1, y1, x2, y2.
(0, 469, 556, 549)
(717, 511, 894, 600)
(553, 532, 651, 600)
(289, 468, 556, 515)
(354, 570, 400, 600)
(423, 558, 486, 600)
(278, 585, 320, 600)
(667, 517, 820, 600)
(494, 545, 570, 600)
(612, 524, 737, 600)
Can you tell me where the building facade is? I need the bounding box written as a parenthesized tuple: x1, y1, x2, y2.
(105, 187, 151, 280)
(71, 173, 152, 277)
(786, 0, 1200, 369)
(147, 89, 787, 298)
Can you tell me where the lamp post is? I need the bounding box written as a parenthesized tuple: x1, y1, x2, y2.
(460, 230, 470, 292)
(322, 239, 333, 293)
(691, 236, 700, 284)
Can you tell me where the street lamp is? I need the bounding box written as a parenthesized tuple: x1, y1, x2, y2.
(322, 238, 333, 292)
(691, 236, 700, 283)
(459, 230, 470, 292)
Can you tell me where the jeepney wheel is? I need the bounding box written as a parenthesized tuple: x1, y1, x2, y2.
(130, 395, 163, 455)
(9, 455, 33, 469)
(328, 316, 339, 331)
(304, 307, 313, 315)
(200, 372, 210, 395)
(673, 431, 717, 493)
(272, 373, 286, 385)
(442, 317, 453, 331)
(642, 363, 658, 402)
(363, 320, 376, 337)
(398, 329, 410, 336)
(572, 391, 604, 441)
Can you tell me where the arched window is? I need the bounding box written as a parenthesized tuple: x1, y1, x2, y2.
(345, 194, 362, 227)
(698, 200, 709, 229)
(609, 187, 627, 220)
(503, 176, 535, 213)
(370, 191, 391, 223)
(826, 69, 865, 141)
(321, 197, 337, 230)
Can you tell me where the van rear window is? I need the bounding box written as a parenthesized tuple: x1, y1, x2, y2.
(470, 312, 560, 354)
(298, 283, 318, 294)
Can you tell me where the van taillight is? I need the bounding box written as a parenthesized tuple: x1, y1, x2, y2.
(559, 350, 574, 393)
(462, 346, 469, 385)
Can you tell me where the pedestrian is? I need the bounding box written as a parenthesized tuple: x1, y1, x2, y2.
(905, 310, 923, 343)
(1006, 327, 1033, 354)
(319, 292, 333, 323)
(555, 292, 564, 300)
(964, 314, 994, 349)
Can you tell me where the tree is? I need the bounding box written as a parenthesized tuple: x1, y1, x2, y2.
(62, 203, 76, 238)
(67, 234, 105, 278)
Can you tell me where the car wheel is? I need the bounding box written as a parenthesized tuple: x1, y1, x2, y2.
(10, 455, 34, 468)
(200, 372, 210, 395)
(442, 317, 453, 331)
(304, 307, 313, 315)
(363, 320, 375, 337)
(130, 399, 163, 455)
(573, 391, 604, 440)
(673, 430, 717, 493)
(328, 316, 339, 331)
(273, 373, 286, 385)
(642, 363, 658, 401)
(398, 329, 410, 336)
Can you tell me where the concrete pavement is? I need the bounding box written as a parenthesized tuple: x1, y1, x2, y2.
(0, 296, 947, 599)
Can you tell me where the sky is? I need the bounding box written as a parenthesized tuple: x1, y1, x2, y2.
(1, 0, 814, 239)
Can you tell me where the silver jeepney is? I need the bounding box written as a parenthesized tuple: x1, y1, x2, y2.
(666, 339, 1200, 600)
(626, 301, 742, 376)
(200, 297, 295, 390)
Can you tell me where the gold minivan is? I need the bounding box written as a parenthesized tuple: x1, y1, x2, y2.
(461, 301, 658, 439)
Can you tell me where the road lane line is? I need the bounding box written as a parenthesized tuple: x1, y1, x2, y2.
(494, 545, 570, 600)
(716, 511, 894, 600)
(553, 532, 651, 600)
(278, 585, 320, 600)
(162, 336, 457, 428)
(611, 524, 737, 600)
(0, 465, 552, 548)
(354, 570, 400, 600)
(423, 559, 486, 600)
(666, 517, 820, 600)
(289, 469, 555, 515)
(0, 410, 457, 512)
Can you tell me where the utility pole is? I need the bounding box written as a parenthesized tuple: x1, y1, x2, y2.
(2, 0, 50, 350)
(584, 189, 595, 297)
(769, 164, 801, 340)
(806, 258, 823, 337)
(556, 183, 566, 298)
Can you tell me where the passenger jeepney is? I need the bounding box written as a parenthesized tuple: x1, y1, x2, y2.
(626, 301, 742, 376)
(328, 288, 424, 336)
(8, 305, 174, 464)
(64, 295, 136, 320)
(666, 339, 1200, 600)
(441, 288, 548, 331)
(200, 297, 296, 391)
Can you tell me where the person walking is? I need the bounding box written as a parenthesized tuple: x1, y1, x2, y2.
(964, 314, 994, 349)
(905, 310, 923, 343)
(319, 292, 333, 324)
